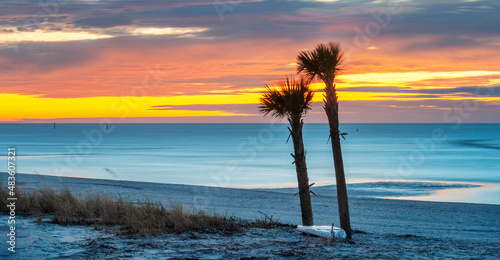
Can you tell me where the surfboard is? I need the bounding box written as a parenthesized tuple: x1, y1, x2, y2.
(296, 225, 347, 240)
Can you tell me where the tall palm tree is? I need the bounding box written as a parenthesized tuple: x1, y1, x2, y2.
(297, 42, 352, 238)
(259, 77, 314, 226)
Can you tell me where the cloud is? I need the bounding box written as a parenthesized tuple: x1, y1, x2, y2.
(342, 85, 500, 97)
(385, 0, 500, 37)
(342, 71, 500, 85)
(415, 86, 500, 96)
(73, 15, 133, 28)
(130, 27, 208, 36)
(0, 26, 210, 45)
(150, 104, 260, 115)
(0, 30, 113, 43)
(0, 40, 102, 73)
(0, 0, 499, 122)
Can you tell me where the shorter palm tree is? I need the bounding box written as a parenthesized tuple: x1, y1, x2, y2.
(259, 77, 314, 226)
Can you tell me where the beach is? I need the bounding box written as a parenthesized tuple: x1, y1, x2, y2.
(2, 173, 499, 259)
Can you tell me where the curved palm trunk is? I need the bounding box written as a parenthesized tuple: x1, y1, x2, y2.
(290, 119, 314, 226)
(324, 81, 352, 238)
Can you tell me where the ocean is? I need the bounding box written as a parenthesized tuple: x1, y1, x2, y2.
(1, 123, 499, 204)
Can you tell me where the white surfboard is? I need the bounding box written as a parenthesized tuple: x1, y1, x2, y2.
(296, 225, 347, 240)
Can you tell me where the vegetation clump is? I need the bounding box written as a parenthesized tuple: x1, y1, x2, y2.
(0, 187, 284, 236)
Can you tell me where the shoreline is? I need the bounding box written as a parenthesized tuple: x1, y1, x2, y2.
(4, 172, 499, 205)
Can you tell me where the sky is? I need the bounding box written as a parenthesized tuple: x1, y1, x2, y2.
(0, 0, 499, 123)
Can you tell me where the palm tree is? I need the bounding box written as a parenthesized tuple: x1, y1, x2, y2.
(297, 42, 352, 238)
(259, 77, 314, 226)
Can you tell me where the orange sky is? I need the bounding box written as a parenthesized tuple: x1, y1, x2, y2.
(1, 0, 499, 123)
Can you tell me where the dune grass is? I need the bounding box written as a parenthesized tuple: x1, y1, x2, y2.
(0, 187, 282, 236)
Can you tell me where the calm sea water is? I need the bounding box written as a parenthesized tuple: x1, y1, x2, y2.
(1, 123, 499, 203)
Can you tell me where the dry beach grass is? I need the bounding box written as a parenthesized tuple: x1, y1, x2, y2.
(0, 186, 281, 237)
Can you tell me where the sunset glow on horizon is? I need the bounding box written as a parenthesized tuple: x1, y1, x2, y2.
(2, 0, 499, 123)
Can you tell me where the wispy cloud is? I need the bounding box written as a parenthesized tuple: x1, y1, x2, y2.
(0, 30, 113, 43)
(0, 26, 210, 44)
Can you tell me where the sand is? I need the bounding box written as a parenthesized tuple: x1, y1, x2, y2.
(1, 173, 499, 259)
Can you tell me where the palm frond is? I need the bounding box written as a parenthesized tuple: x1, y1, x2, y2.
(297, 50, 320, 80)
(259, 77, 314, 121)
(259, 85, 287, 118)
(297, 42, 343, 83)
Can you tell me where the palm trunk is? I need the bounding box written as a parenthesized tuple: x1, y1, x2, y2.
(290, 119, 314, 226)
(324, 81, 352, 239)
